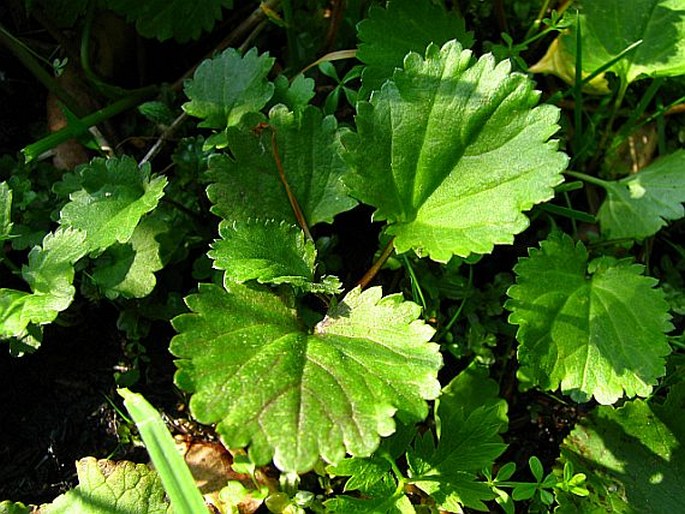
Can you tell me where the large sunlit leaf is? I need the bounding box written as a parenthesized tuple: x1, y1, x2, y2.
(556, 382, 685, 513)
(42, 457, 171, 513)
(209, 219, 341, 294)
(106, 0, 233, 42)
(598, 150, 685, 240)
(206, 105, 357, 226)
(59, 157, 167, 253)
(0, 228, 87, 345)
(506, 231, 673, 404)
(558, 0, 685, 85)
(407, 364, 508, 512)
(170, 284, 441, 473)
(183, 48, 275, 129)
(356, 0, 474, 97)
(342, 40, 567, 262)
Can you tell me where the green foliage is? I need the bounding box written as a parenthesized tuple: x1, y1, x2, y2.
(210, 219, 340, 293)
(170, 284, 441, 473)
(558, 382, 685, 513)
(342, 39, 567, 262)
(507, 231, 673, 404)
(4, 0, 685, 512)
(559, 0, 685, 87)
(356, 0, 474, 97)
(106, 0, 233, 42)
(42, 457, 171, 513)
(59, 157, 167, 253)
(0, 501, 29, 514)
(597, 150, 685, 240)
(183, 48, 275, 131)
(206, 105, 357, 225)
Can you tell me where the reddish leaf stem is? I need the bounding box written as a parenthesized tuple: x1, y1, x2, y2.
(356, 236, 396, 290)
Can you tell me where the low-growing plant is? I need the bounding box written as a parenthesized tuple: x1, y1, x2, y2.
(1, 0, 684, 512)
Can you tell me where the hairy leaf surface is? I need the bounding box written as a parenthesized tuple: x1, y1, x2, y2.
(598, 150, 685, 240)
(106, 0, 233, 42)
(206, 106, 357, 225)
(342, 40, 567, 262)
(43, 457, 171, 513)
(209, 219, 340, 293)
(557, 382, 685, 513)
(356, 0, 473, 97)
(506, 232, 673, 404)
(407, 365, 508, 512)
(170, 284, 441, 472)
(59, 157, 167, 253)
(559, 0, 685, 85)
(183, 48, 274, 129)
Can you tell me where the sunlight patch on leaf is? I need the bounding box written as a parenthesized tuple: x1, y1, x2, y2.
(59, 157, 167, 254)
(91, 215, 167, 299)
(0, 182, 12, 242)
(506, 231, 673, 405)
(170, 284, 441, 473)
(557, 382, 685, 513)
(342, 40, 567, 262)
(183, 48, 274, 129)
(598, 150, 685, 240)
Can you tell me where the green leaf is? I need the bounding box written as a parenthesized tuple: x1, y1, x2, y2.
(0, 501, 30, 514)
(356, 0, 474, 97)
(206, 105, 357, 226)
(170, 283, 441, 473)
(598, 150, 685, 240)
(209, 219, 340, 294)
(506, 231, 673, 404)
(105, 0, 233, 42)
(42, 457, 171, 513)
(270, 74, 316, 112)
(342, 40, 567, 262)
(59, 157, 167, 253)
(0, 228, 87, 344)
(91, 215, 167, 299)
(557, 381, 685, 513)
(559, 0, 685, 85)
(183, 48, 275, 129)
(119, 388, 208, 514)
(0, 181, 12, 242)
(407, 364, 508, 512)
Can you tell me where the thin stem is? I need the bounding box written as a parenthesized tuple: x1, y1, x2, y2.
(22, 86, 158, 162)
(524, 0, 553, 41)
(139, 112, 189, 165)
(0, 23, 86, 117)
(563, 170, 611, 188)
(438, 265, 473, 339)
(402, 255, 427, 312)
(269, 127, 312, 241)
(356, 237, 396, 290)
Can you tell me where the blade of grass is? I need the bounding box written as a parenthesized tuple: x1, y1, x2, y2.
(118, 388, 208, 514)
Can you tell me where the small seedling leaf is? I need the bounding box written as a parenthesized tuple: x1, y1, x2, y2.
(59, 157, 167, 253)
(183, 48, 274, 129)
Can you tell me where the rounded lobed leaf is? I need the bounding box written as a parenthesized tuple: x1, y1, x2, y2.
(342, 40, 568, 262)
(170, 283, 441, 472)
